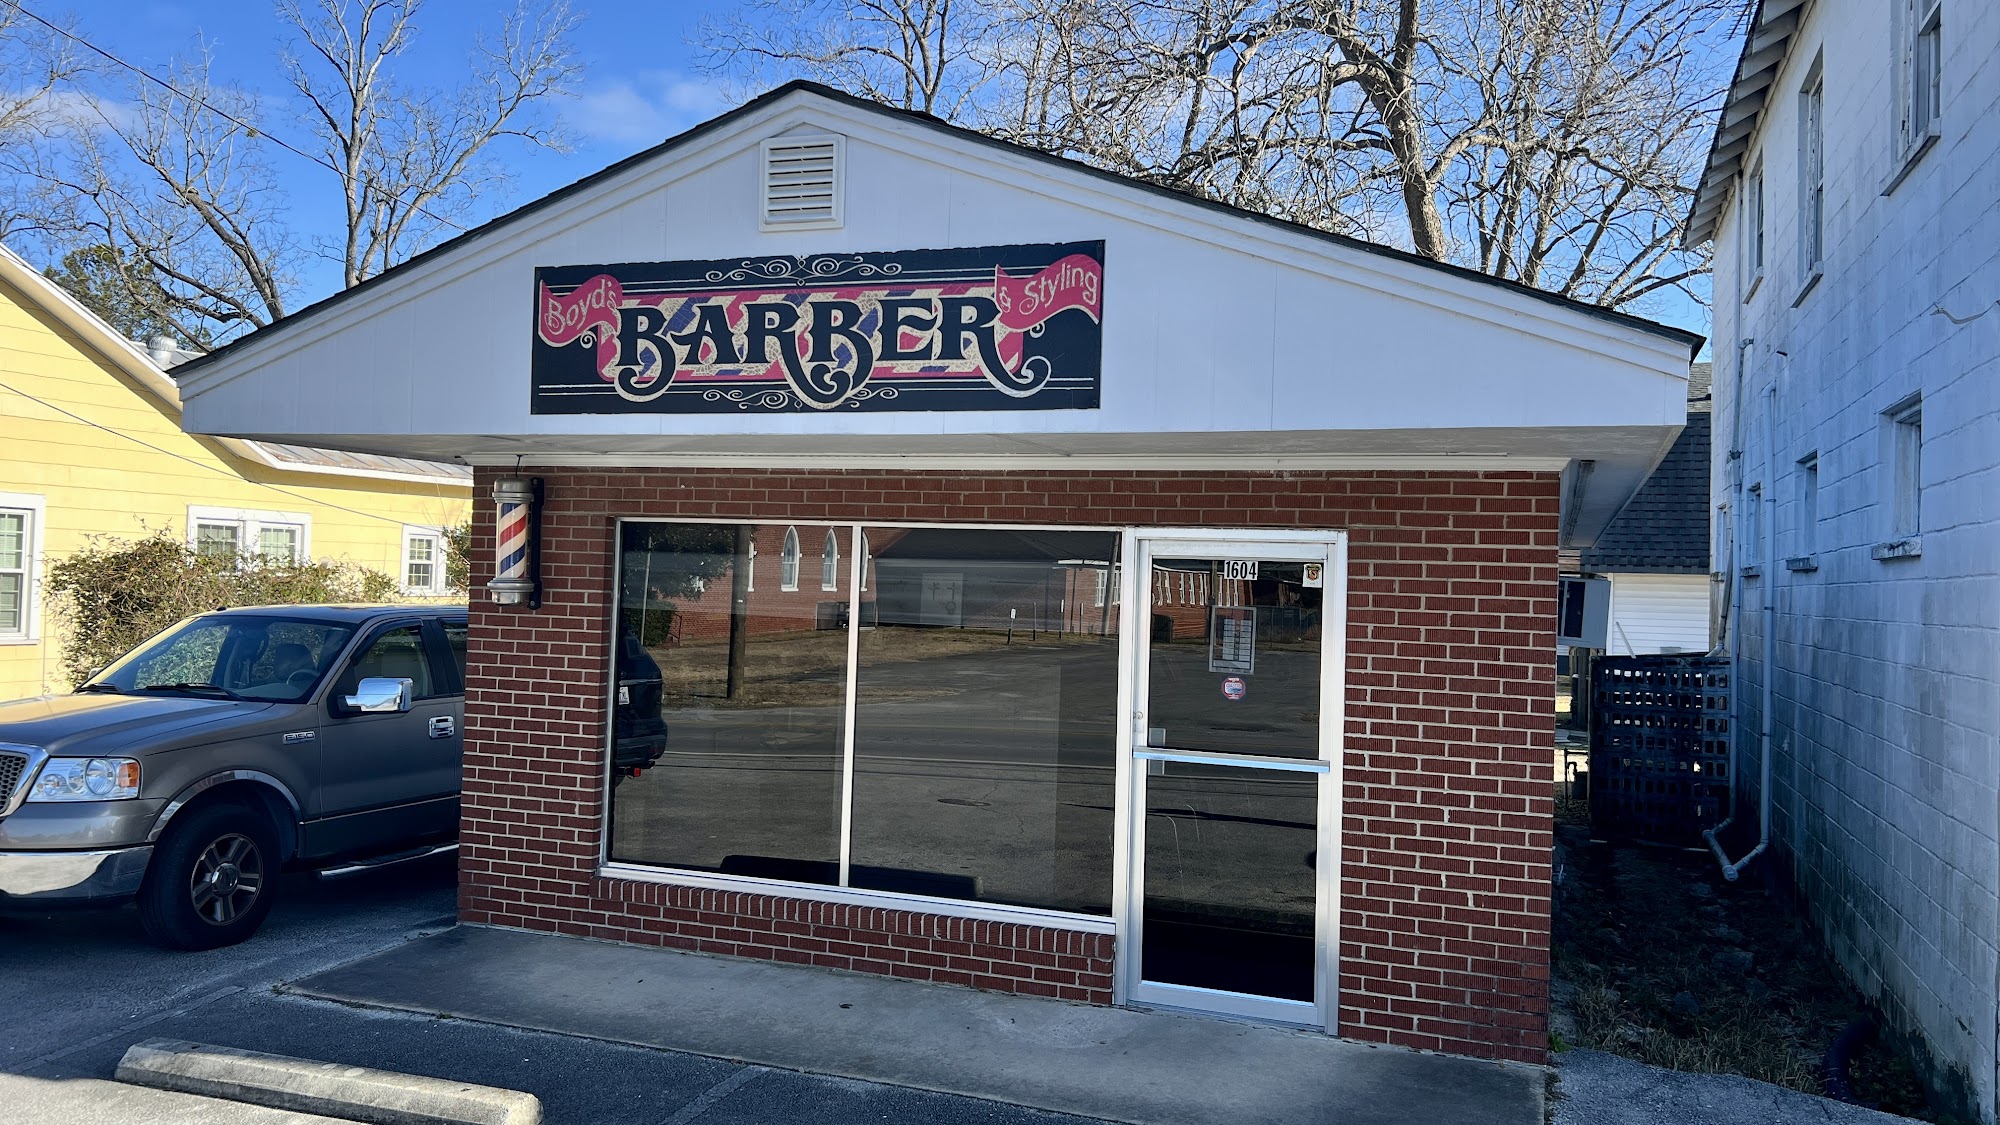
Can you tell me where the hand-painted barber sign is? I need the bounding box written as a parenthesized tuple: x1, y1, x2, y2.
(531, 241, 1103, 414)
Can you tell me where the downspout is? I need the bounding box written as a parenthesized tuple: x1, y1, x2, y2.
(1707, 366, 1777, 881)
(1704, 338, 1753, 852)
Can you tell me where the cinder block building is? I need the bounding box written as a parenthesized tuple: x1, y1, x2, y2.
(171, 83, 1697, 1064)
(1687, 0, 2000, 1117)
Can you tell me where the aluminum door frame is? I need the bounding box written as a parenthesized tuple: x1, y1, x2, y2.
(1112, 528, 1348, 1033)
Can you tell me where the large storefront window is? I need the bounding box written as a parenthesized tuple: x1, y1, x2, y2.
(850, 527, 1119, 915)
(606, 523, 845, 884)
(606, 520, 1120, 917)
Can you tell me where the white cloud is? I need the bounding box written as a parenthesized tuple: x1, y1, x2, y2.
(567, 72, 731, 148)
(27, 88, 139, 133)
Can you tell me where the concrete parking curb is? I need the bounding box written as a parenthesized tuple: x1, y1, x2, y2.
(115, 1038, 541, 1125)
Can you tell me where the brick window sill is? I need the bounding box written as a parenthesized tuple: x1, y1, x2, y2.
(1784, 556, 1817, 573)
(1738, 565, 1763, 579)
(1871, 538, 1922, 561)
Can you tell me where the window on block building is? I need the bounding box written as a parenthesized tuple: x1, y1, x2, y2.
(1742, 163, 1765, 298)
(1744, 483, 1764, 575)
(780, 526, 800, 590)
(1796, 453, 1819, 560)
(1901, 0, 1943, 152)
(1889, 398, 1923, 539)
(821, 529, 840, 590)
(1799, 60, 1826, 280)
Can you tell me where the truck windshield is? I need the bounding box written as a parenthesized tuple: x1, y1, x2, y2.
(84, 616, 359, 704)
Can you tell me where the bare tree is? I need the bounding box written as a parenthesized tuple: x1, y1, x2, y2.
(0, 7, 85, 243)
(704, 0, 1732, 311)
(56, 47, 297, 343)
(280, 0, 581, 287)
(33, 0, 578, 344)
(700, 0, 994, 117)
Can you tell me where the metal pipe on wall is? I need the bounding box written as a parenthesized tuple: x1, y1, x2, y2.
(1705, 338, 1754, 855)
(1707, 371, 1777, 881)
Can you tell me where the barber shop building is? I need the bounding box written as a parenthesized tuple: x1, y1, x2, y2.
(173, 83, 1699, 1064)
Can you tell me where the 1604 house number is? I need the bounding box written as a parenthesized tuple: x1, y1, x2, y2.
(530, 242, 1104, 414)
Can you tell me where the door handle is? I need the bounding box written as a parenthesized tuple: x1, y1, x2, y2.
(428, 716, 455, 740)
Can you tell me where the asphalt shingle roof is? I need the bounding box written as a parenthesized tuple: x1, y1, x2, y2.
(1580, 365, 1711, 573)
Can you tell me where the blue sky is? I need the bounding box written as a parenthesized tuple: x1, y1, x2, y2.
(74, 1, 1713, 351)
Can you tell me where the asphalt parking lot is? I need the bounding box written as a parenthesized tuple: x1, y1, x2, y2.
(0, 856, 1107, 1125)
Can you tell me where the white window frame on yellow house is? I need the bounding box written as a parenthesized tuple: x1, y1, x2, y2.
(401, 525, 449, 596)
(0, 491, 46, 645)
(187, 505, 311, 564)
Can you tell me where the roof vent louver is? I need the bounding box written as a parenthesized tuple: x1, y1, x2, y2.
(760, 134, 844, 231)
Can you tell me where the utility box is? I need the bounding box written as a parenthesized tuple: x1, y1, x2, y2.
(1557, 576, 1611, 649)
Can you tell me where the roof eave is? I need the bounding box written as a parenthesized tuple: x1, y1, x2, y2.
(1685, 0, 1812, 247)
(174, 80, 1702, 386)
(0, 242, 469, 492)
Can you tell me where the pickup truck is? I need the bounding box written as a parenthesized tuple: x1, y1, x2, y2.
(0, 604, 667, 949)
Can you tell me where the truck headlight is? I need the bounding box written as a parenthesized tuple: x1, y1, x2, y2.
(27, 757, 141, 802)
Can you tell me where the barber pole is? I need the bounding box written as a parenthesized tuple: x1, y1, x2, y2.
(486, 476, 540, 607)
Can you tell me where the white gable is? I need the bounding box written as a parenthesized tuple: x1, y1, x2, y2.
(174, 85, 1698, 543)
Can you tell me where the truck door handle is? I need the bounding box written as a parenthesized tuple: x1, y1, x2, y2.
(428, 716, 455, 740)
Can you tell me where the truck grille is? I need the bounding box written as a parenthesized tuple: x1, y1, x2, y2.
(0, 751, 26, 811)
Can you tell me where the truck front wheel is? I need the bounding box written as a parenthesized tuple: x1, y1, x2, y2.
(137, 802, 281, 950)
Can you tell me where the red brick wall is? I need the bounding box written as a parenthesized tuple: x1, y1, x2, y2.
(458, 467, 1558, 1063)
(589, 876, 1115, 1003)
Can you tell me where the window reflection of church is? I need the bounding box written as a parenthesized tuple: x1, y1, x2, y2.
(625, 524, 1123, 650)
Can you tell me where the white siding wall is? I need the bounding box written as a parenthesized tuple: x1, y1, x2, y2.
(1603, 573, 1711, 656)
(1708, 2, 2000, 1118)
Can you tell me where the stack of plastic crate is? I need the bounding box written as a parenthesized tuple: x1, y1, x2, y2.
(1588, 655, 1731, 846)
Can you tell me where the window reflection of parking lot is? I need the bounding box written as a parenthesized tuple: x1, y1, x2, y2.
(610, 628, 1117, 915)
(607, 521, 1123, 916)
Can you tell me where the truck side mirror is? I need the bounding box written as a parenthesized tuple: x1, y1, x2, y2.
(342, 677, 412, 714)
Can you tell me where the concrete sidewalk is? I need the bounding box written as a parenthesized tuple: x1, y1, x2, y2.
(284, 925, 1545, 1125)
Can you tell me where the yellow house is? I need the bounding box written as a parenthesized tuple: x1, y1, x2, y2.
(0, 244, 472, 700)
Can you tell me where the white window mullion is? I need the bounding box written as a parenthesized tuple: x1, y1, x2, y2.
(838, 523, 865, 887)
(0, 499, 41, 642)
(189, 506, 309, 565)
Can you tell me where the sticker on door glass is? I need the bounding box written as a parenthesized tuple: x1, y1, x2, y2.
(1208, 605, 1256, 674)
(1221, 676, 1247, 701)
(1302, 562, 1324, 589)
(1221, 559, 1258, 581)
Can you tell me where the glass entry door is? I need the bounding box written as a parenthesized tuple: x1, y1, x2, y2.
(1122, 533, 1342, 1029)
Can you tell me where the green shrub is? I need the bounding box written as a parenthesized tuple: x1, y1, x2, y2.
(444, 522, 471, 594)
(46, 529, 400, 688)
(620, 603, 678, 648)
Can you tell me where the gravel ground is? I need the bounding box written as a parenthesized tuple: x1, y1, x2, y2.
(1554, 1049, 1925, 1125)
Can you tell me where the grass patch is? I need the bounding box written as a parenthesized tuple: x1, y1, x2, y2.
(1552, 812, 1936, 1117)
